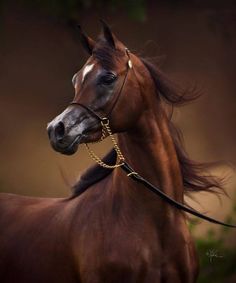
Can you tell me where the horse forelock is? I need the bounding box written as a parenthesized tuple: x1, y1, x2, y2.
(92, 39, 125, 70)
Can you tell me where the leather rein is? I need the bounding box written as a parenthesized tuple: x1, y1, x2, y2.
(70, 49, 236, 228)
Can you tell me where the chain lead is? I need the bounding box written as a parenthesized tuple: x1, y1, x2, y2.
(85, 118, 125, 169)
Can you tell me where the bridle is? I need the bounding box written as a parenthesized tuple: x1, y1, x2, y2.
(70, 47, 133, 169)
(69, 48, 236, 228)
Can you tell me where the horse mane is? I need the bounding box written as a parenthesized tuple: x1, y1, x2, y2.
(71, 149, 117, 198)
(140, 58, 224, 195)
(71, 53, 224, 198)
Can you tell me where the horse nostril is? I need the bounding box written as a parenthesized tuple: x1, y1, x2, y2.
(54, 122, 65, 141)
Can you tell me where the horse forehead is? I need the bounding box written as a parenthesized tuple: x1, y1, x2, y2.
(82, 63, 95, 83)
(72, 61, 98, 89)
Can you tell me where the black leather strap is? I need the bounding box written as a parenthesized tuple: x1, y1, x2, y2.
(70, 102, 104, 121)
(105, 65, 130, 117)
(105, 49, 132, 117)
(121, 161, 236, 228)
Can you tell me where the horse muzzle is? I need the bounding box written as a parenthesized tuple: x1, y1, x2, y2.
(47, 106, 101, 155)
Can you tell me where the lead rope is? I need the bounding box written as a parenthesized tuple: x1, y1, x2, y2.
(84, 118, 125, 169)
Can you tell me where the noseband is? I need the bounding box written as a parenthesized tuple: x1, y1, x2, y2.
(69, 48, 236, 229)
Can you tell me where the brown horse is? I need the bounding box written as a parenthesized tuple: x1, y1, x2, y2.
(0, 22, 223, 282)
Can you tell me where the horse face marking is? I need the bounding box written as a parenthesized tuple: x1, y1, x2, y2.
(72, 63, 95, 88)
(82, 63, 95, 83)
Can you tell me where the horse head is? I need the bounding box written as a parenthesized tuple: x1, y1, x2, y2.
(47, 21, 145, 155)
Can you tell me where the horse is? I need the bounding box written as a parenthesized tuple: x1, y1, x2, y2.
(0, 21, 224, 283)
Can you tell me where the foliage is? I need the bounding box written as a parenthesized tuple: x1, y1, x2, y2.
(190, 203, 236, 283)
(1, 0, 146, 21)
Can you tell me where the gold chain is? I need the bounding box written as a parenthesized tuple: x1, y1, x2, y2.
(85, 118, 125, 169)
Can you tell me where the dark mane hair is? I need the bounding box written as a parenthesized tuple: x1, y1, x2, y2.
(71, 52, 224, 198)
(140, 58, 224, 195)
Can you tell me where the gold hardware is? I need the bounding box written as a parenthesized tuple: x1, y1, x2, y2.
(101, 117, 109, 126)
(85, 118, 125, 169)
(127, 172, 138, 177)
(128, 60, 132, 69)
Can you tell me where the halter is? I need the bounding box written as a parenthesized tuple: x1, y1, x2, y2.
(70, 48, 132, 169)
(69, 48, 236, 228)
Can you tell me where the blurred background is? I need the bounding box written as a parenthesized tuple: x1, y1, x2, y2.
(0, 0, 236, 281)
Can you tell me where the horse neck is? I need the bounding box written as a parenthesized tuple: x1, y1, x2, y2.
(115, 92, 184, 206)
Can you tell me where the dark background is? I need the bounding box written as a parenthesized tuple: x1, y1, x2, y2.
(0, 1, 236, 281)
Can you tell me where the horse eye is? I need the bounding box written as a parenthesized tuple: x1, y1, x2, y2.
(99, 72, 117, 85)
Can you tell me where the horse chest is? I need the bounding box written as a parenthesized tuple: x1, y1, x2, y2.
(73, 203, 163, 282)
(72, 192, 196, 283)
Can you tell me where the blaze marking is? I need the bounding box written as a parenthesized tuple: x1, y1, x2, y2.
(72, 73, 78, 88)
(82, 63, 94, 83)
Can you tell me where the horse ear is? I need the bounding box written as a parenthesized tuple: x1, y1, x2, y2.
(77, 25, 95, 55)
(100, 20, 116, 49)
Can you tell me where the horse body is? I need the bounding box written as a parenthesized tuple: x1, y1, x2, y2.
(0, 176, 197, 283)
(0, 118, 198, 283)
(0, 194, 79, 283)
(68, 45, 198, 282)
(72, 176, 197, 283)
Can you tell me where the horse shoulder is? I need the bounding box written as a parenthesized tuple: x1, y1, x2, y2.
(69, 178, 163, 282)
